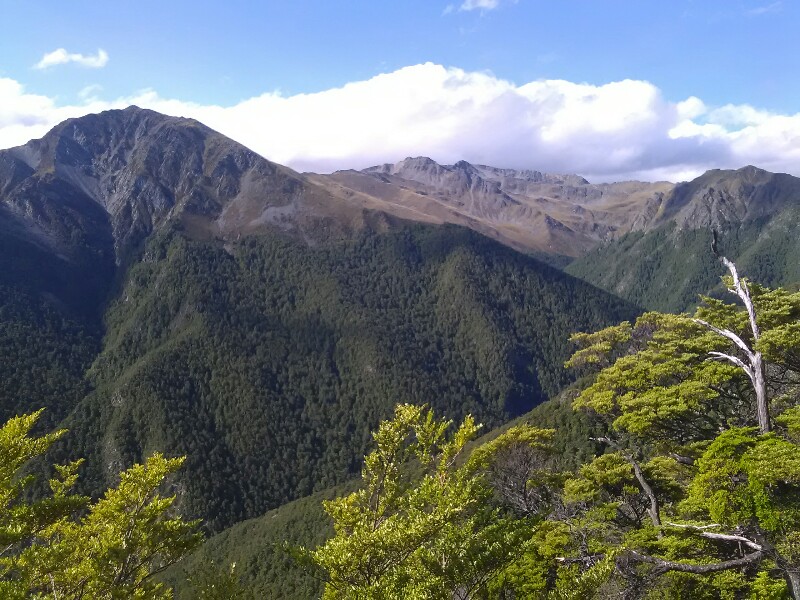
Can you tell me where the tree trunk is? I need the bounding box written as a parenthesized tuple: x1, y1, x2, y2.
(594, 437, 660, 527)
(785, 569, 800, 600)
(700, 251, 772, 433)
(753, 352, 770, 434)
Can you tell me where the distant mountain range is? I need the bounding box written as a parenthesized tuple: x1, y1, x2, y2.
(315, 157, 800, 313)
(3, 105, 798, 303)
(2, 105, 800, 540)
(311, 157, 672, 259)
(566, 166, 800, 311)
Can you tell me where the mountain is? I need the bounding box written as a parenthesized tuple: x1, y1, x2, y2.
(566, 166, 800, 311)
(309, 157, 674, 259)
(0, 107, 432, 424)
(57, 224, 639, 531)
(0, 106, 414, 265)
(311, 161, 800, 311)
(0, 107, 641, 534)
(10, 106, 799, 539)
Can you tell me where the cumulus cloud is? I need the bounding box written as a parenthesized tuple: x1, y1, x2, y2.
(2, 64, 800, 182)
(34, 48, 109, 70)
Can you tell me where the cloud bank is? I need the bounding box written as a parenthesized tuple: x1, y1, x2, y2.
(3, 63, 800, 182)
(34, 48, 109, 70)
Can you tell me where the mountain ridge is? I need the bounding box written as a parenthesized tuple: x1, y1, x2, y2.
(317, 156, 800, 259)
(4, 106, 798, 270)
(3, 106, 800, 532)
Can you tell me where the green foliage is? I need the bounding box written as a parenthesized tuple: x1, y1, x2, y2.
(59, 224, 638, 532)
(300, 405, 553, 598)
(548, 550, 619, 600)
(571, 313, 740, 445)
(565, 224, 727, 313)
(167, 394, 604, 600)
(0, 410, 201, 599)
(685, 428, 800, 552)
(186, 561, 251, 599)
(0, 219, 112, 429)
(564, 270, 800, 597)
(165, 483, 357, 600)
(566, 213, 800, 313)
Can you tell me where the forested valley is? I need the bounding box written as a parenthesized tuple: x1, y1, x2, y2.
(4, 109, 800, 598)
(174, 253, 800, 599)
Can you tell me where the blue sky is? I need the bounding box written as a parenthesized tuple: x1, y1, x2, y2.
(1, 0, 799, 181)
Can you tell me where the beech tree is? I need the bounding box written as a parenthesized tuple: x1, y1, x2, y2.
(299, 250, 800, 598)
(298, 404, 557, 599)
(566, 251, 800, 597)
(0, 410, 201, 599)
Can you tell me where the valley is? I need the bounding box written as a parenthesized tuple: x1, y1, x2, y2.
(3, 107, 800, 597)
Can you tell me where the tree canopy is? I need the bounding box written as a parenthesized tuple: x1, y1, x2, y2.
(0, 410, 201, 599)
(301, 256, 800, 599)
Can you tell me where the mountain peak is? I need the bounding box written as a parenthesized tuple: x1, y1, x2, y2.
(452, 159, 476, 171)
(0, 107, 299, 265)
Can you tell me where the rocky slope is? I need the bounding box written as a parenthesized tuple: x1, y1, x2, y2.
(566, 166, 800, 311)
(310, 157, 674, 258)
(0, 106, 405, 422)
(5, 107, 797, 276)
(0, 106, 418, 271)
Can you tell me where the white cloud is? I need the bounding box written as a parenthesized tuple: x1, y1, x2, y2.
(460, 0, 500, 11)
(2, 64, 800, 182)
(34, 48, 109, 70)
(746, 1, 781, 16)
(78, 84, 104, 100)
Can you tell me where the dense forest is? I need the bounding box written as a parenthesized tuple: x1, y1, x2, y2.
(5, 212, 800, 598)
(51, 223, 638, 532)
(163, 391, 604, 599)
(0, 230, 110, 430)
(259, 259, 800, 599)
(5, 108, 800, 598)
(11, 254, 800, 598)
(566, 209, 800, 313)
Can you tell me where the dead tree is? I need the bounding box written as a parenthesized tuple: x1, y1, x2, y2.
(694, 235, 770, 433)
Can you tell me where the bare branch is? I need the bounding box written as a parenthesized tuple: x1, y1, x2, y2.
(720, 256, 760, 341)
(707, 351, 754, 379)
(699, 246, 770, 433)
(667, 453, 695, 466)
(693, 319, 753, 358)
(664, 523, 763, 551)
(593, 437, 661, 527)
(665, 522, 721, 531)
(628, 548, 764, 575)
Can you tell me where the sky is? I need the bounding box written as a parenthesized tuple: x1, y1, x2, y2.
(1, 0, 799, 182)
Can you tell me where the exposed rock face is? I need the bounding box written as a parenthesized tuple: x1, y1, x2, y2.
(312, 157, 675, 257)
(0, 107, 420, 322)
(0, 107, 379, 268)
(656, 166, 800, 229)
(313, 158, 800, 259)
(3, 107, 799, 275)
